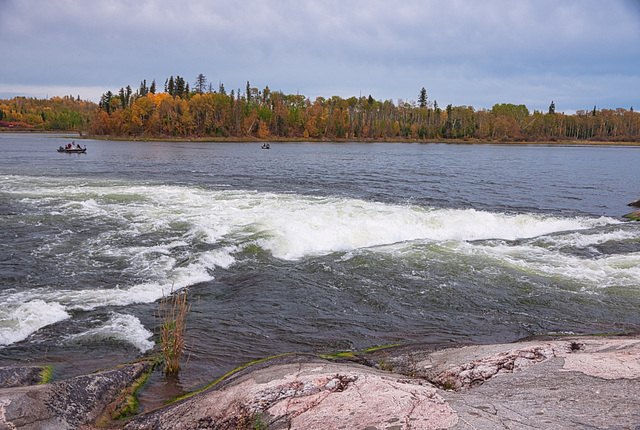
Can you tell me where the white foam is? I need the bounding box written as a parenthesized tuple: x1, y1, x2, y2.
(5, 175, 622, 261)
(67, 313, 155, 352)
(1, 175, 633, 347)
(0, 300, 70, 346)
(456, 241, 640, 289)
(252, 202, 617, 260)
(532, 228, 637, 250)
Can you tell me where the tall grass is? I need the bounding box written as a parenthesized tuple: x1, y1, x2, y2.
(157, 286, 191, 374)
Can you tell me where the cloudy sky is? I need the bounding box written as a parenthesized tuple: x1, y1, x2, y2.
(1, 0, 639, 112)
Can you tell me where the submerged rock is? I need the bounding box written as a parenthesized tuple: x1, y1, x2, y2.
(623, 209, 640, 220)
(628, 198, 640, 207)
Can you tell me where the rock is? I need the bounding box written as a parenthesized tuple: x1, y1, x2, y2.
(623, 209, 640, 220)
(0, 366, 50, 388)
(628, 199, 640, 207)
(126, 335, 640, 429)
(0, 361, 151, 430)
(2, 336, 638, 429)
(125, 355, 458, 430)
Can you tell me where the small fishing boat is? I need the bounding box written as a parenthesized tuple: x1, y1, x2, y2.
(58, 142, 86, 153)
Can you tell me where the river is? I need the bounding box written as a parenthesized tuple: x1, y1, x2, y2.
(1, 133, 639, 405)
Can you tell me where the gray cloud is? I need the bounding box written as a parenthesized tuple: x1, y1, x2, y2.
(1, 0, 638, 111)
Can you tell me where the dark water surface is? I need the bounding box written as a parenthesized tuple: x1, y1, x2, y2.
(1, 133, 639, 405)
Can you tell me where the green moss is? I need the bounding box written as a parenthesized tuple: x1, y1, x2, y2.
(164, 353, 301, 406)
(362, 344, 401, 353)
(320, 344, 401, 360)
(318, 351, 357, 359)
(95, 360, 156, 426)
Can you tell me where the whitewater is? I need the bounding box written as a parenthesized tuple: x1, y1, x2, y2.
(1, 134, 639, 391)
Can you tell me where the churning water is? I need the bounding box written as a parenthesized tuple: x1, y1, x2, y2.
(1, 133, 639, 398)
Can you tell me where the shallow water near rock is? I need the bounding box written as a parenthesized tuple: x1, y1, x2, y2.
(0, 133, 639, 405)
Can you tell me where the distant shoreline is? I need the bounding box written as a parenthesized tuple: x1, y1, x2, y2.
(3, 129, 640, 146)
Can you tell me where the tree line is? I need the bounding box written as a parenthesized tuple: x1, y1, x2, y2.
(2, 78, 639, 142)
(0, 95, 94, 131)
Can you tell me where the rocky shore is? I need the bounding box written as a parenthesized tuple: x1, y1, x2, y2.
(1, 334, 638, 429)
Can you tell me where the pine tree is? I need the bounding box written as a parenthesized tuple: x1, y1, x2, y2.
(168, 76, 175, 96)
(418, 87, 427, 108)
(139, 79, 148, 97)
(175, 76, 185, 98)
(195, 74, 207, 94)
(99, 91, 113, 113)
(119, 87, 126, 109)
(548, 101, 555, 114)
(150, 80, 156, 94)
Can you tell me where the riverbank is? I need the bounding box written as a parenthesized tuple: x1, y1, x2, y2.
(5, 129, 640, 145)
(1, 334, 638, 429)
(81, 134, 640, 145)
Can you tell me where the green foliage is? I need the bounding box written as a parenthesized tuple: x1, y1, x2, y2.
(491, 103, 530, 124)
(0, 96, 95, 131)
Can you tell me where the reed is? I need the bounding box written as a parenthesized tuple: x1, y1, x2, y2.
(157, 286, 191, 375)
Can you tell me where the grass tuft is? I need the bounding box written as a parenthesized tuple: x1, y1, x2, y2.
(157, 286, 191, 375)
(38, 366, 53, 384)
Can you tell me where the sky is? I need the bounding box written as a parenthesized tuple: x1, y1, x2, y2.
(1, 0, 639, 113)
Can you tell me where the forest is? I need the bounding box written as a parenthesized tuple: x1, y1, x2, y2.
(1, 76, 639, 143)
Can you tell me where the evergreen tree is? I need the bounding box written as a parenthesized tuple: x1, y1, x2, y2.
(548, 101, 555, 114)
(246, 81, 251, 102)
(150, 80, 156, 94)
(195, 73, 207, 94)
(175, 76, 185, 98)
(99, 91, 113, 113)
(119, 87, 126, 109)
(219, 82, 226, 95)
(168, 76, 175, 96)
(139, 79, 148, 97)
(418, 87, 427, 108)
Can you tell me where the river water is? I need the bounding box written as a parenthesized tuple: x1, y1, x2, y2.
(1, 133, 639, 403)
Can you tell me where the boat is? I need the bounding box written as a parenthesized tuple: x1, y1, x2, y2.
(261, 143, 270, 149)
(58, 142, 86, 153)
